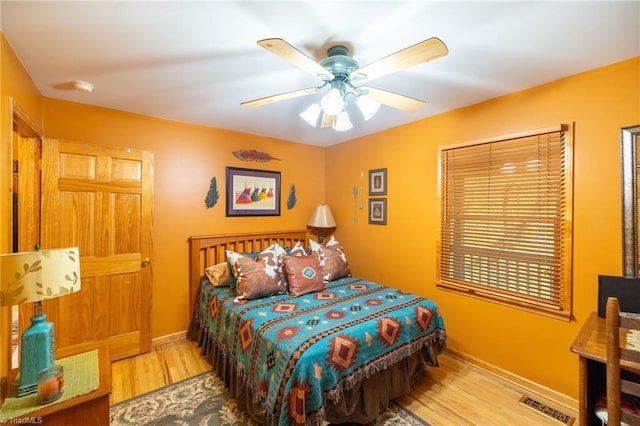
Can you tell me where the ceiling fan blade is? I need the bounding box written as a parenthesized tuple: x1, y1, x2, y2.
(351, 37, 448, 82)
(241, 87, 320, 108)
(258, 38, 334, 81)
(359, 86, 426, 112)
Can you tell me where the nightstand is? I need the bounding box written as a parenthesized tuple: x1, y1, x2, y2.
(5, 345, 111, 426)
(570, 312, 640, 425)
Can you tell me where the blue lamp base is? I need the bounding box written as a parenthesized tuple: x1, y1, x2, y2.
(18, 306, 55, 397)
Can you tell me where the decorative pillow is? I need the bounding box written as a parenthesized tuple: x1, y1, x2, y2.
(280, 241, 308, 288)
(204, 262, 230, 287)
(286, 241, 307, 256)
(227, 243, 287, 300)
(308, 238, 322, 253)
(282, 254, 324, 297)
(227, 251, 259, 291)
(309, 235, 351, 282)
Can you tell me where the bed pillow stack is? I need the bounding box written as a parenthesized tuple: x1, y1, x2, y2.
(204, 237, 351, 300)
(224, 241, 325, 300)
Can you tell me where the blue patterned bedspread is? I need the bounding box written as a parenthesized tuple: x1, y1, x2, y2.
(194, 276, 446, 425)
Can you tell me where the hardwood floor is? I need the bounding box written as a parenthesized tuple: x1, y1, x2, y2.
(110, 338, 210, 404)
(111, 339, 578, 425)
(397, 354, 578, 425)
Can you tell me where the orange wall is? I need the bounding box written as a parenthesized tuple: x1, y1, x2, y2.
(42, 99, 326, 338)
(0, 32, 44, 384)
(0, 33, 43, 250)
(0, 34, 43, 127)
(325, 57, 640, 398)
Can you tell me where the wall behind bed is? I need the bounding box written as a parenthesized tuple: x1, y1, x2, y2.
(40, 99, 326, 339)
(324, 57, 640, 401)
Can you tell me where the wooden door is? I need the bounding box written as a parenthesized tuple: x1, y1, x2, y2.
(40, 139, 153, 360)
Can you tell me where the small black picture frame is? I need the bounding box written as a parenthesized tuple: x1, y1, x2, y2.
(368, 198, 387, 225)
(368, 168, 387, 196)
(226, 167, 281, 216)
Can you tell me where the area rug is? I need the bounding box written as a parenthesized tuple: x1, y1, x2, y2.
(110, 371, 429, 425)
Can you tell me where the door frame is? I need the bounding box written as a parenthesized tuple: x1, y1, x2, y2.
(1, 98, 43, 400)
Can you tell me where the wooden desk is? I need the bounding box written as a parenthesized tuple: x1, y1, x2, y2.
(11, 345, 111, 426)
(570, 312, 640, 426)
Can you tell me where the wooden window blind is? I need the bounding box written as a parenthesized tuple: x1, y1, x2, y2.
(437, 124, 573, 319)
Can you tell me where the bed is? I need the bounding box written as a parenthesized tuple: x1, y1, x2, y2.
(187, 230, 446, 425)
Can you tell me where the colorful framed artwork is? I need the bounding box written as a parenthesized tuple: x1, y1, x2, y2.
(368, 198, 387, 225)
(368, 168, 387, 196)
(226, 167, 281, 216)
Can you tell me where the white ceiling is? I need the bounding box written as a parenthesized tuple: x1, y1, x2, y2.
(1, 1, 639, 147)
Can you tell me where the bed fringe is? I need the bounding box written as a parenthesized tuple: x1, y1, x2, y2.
(188, 310, 446, 426)
(324, 328, 446, 405)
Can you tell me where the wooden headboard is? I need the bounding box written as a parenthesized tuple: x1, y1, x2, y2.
(188, 229, 309, 317)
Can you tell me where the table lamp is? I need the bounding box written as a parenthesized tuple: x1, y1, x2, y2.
(307, 204, 336, 244)
(0, 246, 81, 396)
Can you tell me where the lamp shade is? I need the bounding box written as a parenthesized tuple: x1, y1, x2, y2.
(320, 88, 344, 116)
(307, 204, 336, 228)
(0, 247, 81, 307)
(356, 95, 381, 120)
(333, 110, 353, 131)
(300, 102, 322, 127)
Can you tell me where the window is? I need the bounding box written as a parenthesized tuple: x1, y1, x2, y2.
(437, 125, 573, 319)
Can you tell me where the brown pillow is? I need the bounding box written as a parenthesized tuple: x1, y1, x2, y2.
(228, 244, 287, 300)
(279, 241, 307, 288)
(309, 236, 351, 282)
(204, 262, 230, 287)
(282, 254, 324, 297)
(287, 241, 307, 256)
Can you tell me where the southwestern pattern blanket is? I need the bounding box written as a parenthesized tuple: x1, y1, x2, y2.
(192, 276, 446, 425)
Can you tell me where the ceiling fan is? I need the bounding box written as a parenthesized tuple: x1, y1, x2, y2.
(241, 37, 449, 130)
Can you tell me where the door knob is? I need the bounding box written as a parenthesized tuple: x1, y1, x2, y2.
(141, 258, 151, 267)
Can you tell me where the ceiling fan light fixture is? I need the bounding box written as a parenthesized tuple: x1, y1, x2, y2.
(299, 102, 322, 127)
(247, 36, 448, 132)
(333, 110, 353, 132)
(356, 96, 381, 121)
(320, 88, 344, 116)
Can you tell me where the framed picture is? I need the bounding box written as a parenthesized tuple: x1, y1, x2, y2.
(368, 168, 387, 195)
(226, 167, 281, 216)
(368, 198, 387, 225)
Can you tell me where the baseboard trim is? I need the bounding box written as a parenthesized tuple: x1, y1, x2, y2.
(152, 330, 187, 348)
(444, 348, 578, 412)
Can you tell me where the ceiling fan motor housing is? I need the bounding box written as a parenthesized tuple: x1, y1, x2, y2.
(320, 45, 359, 77)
